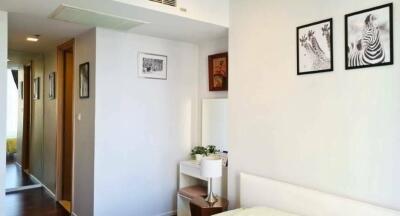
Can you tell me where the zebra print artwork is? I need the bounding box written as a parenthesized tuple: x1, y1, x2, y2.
(297, 19, 333, 75)
(345, 3, 393, 69)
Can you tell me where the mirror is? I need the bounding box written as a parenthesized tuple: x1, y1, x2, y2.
(202, 99, 228, 151)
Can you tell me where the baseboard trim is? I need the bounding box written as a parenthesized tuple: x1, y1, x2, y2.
(71, 212, 78, 216)
(27, 172, 42, 185)
(6, 184, 42, 194)
(42, 183, 56, 198)
(15, 162, 22, 168)
(156, 210, 177, 216)
(27, 172, 56, 198)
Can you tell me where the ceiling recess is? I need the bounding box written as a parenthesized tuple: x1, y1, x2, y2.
(149, 0, 177, 7)
(49, 4, 148, 31)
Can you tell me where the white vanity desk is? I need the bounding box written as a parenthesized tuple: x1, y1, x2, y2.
(177, 160, 227, 216)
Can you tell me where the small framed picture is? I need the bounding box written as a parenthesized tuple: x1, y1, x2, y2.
(49, 72, 56, 100)
(345, 3, 393, 70)
(297, 18, 333, 75)
(33, 77, 40, 100)
(79, 62, 90, 99)
(138, 53, 167, 80)
(208, 52, 228, 91)
(20, 81, 24, 99)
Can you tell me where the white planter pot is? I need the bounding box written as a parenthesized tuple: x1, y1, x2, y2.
(195, 154, 203, 161)
(205, 154, 220, 159)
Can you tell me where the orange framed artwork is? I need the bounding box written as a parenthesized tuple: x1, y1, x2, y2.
(208, 52, 228, 91)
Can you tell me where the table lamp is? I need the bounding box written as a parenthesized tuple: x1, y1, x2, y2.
(201, 158, 222, 204)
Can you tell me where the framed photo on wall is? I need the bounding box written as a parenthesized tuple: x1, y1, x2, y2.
(33, 77, 40, 100)
(345, 3, 393, 70)
(138, 53, 167, 80)
(297, 18, 333, 75)
(79, 62, 90, 99)
(49, 72, 56, 100)
(20, 81, 24, 99)
(208, 52, 228, 91)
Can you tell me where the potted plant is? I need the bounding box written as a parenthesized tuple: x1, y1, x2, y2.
(206, 145, 220, 158)
(191, 146, 208, 161)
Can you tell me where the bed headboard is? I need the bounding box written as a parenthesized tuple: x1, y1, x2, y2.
(240, 173, 400, 216)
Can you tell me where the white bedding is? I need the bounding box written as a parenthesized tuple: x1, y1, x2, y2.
(214, 207, 299, 216)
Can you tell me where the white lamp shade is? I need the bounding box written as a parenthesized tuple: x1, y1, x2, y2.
(201, 158, 222, 178)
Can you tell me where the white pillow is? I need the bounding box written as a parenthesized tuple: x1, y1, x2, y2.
(213, 207, 299, 216)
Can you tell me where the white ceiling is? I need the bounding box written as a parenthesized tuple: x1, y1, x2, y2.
(0, 0, 228, 53)
(8, 13, 90, 53)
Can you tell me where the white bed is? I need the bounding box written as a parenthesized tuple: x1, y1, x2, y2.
(215, 173, 400, 216)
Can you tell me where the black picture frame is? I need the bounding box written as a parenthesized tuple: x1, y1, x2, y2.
(33, 77, 40, 100)
(297, 18, 334, 75)
(208, 52, 228, 91)
(79, 62, 90, 99)
(20, 81, 24, 99)
(345, 3, 393, 70)
(49, 72, 56, 100)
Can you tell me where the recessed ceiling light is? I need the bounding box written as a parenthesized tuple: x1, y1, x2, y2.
(27, 35, 40, 42)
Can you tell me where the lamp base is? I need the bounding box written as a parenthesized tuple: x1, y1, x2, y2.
(204, 192, 218, 204)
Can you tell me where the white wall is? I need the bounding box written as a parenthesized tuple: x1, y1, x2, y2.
(73, 29, 96, 216)
(0, 10, 7, 215)
(178, 0, 229, 27)
(94, 28, 199, 215)
(113, 0, 229, 27)
(228, 0, 400, 211)
(8, 50, 38, 70)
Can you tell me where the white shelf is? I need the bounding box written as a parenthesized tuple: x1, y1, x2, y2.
(178, 185, 207, 200)
(177, 160, 227, 216)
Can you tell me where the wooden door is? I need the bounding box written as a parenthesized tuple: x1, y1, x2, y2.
(22, 65, 31, 170)
(61, 50, 74, 201)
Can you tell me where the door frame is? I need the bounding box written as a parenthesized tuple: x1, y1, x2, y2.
(21, 63, 32, 170)
(55, 39, 75, 204)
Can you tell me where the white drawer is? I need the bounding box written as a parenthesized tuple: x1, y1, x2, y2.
(180, 161, 207, 180)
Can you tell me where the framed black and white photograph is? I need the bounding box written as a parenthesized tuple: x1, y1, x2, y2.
(297, 18, 333, 75)
(33, 77, 40, 100)
(20, 81, 24, 99)
(49, 72, 56, 100)
(138, 53, 167, 80)
(79, 62, 89, 99)
(345, 3, 393, 70)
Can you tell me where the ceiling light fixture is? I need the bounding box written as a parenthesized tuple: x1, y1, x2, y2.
(27, 35, 40, 42)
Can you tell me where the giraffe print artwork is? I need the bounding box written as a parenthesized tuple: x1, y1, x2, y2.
(297, 19, 333, 75)
(345, 3, 393, 70)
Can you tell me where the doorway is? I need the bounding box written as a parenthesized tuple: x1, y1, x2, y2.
(21, 65, 31, 171)
(56, 39, 75, 213)
(5, 63, 42, 193)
